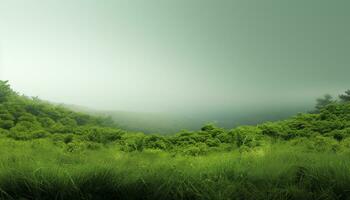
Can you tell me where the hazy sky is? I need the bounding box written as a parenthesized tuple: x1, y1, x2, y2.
(1, 0, 350, 112)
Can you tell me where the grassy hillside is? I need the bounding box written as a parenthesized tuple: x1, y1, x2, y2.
(1, 80, 350, 199)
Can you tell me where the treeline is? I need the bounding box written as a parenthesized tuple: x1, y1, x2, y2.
(1, 80, 350, 156)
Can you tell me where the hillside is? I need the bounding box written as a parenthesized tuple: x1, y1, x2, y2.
(64, 104, 311, 135)
(1, 80, 350, 153)
(63, 104, 204, 134)
(1, 80, 350, 199)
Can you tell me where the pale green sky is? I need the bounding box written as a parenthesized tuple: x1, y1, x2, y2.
(0, 0, 349, 112)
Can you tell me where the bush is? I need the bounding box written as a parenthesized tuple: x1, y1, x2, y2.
(182, 143, 208, 156)
(200, 123, 226, 137)
(0, 113, 15, 121)
(64, 134, 74, 144)
(143, 135, 169, 150)
(0, 120, 14, 129)
(205, 138, 221, 147)
(10, 121, 41, 133)
(0, 128, 9, 135)
(8, 130, 49, 140)
(120, 134, 145, 152)
(8, 131, 31, 140)
(38, 117, 55, 128)
(307, 136, 340, 152)
(85, 142, 102, 150)
(340, 137, 350, 149)
(258, 122, 288, 139)
(82, 127, 124, 144)
(325, 128, 350, 141)
(66, 142, 80, 152)
(51, 134, 76, 146)
(30, 130, 49, 139)
(231, 126, 265, 147)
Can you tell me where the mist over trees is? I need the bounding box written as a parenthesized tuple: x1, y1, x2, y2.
(339, 90, 350, 102)
(314, 90, 350, 113)
(315, 94, 334, 111)
(1, 80, 350, 154)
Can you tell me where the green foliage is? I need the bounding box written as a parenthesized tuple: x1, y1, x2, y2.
(143, 135, 169, 150)
(82, 127, 124, 144)
(2, 81, 350, 155)
(0, 128, 9, 135)
(0, 80, 14, 103)
(259, 122, 287, 138)
(231, 126, 264, 147)
(2, 82, 350, 199)
(182, 143, 208, 156)
(339, 89, 350, 102)
(120, 133, 145, 152)
(307, 136, 340, 152)
(315, 94, 335, 111)
(0, 119, 14, 129)
(325, 128, 350, 141)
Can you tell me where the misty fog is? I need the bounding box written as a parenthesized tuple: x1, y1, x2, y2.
(1, 0, 350, 132)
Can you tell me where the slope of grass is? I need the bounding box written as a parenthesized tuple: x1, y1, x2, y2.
(0, 139, 350, 200)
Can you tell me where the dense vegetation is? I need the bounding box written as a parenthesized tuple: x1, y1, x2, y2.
(1, 80, 350, 200)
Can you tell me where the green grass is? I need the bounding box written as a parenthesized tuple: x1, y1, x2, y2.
(0, 139, 350, 200)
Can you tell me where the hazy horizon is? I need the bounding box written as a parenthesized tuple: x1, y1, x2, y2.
(1, 0, 350, 114)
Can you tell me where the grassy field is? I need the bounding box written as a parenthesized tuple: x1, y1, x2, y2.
(2, 81, 350, 199)
(1, 138, 350, 200)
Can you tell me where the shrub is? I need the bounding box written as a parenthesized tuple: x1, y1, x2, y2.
(143, 135, 169, 150)
(205, 138, 221, 147)
(340, 138, 350, 149)
(182, 143, 208, 156)
(0, 128, 9, 135)
(59, 117, 78, 127)
(325, 128, 350, 141)
(307, 136, 340, 152)
(83, 127, 124, 144)
(30, 130, 49, 139)
(0, 113, 15, 121)
(200, 123, 226, 137)
(51, 134, 76, 145)
(120, 134, 145, 152)
(8, 130, 49, 140)
(10, 121, 41, 133)
(64, 134, 74, 144)
(85, 142, 102, 150)
(38, 117, 55, 128)
(0, 120, 14, 129)
(66, 142, 85, 153)
(258, 122, 288, 139)
(231, 126, 265, 147)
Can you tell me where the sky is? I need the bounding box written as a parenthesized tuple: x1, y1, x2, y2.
(0, 0, 350, 113)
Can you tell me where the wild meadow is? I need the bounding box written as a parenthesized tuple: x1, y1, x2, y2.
(1, 80, 350, 199)
(1, 139, 350, 200)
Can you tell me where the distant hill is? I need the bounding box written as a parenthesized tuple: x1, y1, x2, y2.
(63, 103, 312, 134)
(63, 104, 204, 134)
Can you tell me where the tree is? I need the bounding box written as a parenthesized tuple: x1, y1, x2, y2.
(0, 80, 13, 103)
(315, 94, 334, 111)
(339, 90, 350, 102)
